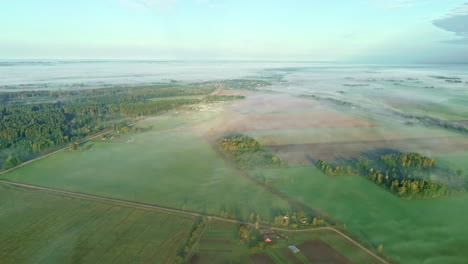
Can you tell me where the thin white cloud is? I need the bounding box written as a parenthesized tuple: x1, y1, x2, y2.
(120, 0, 178, 10)
(433, 3, 468, 44)
(368, 0, 435, 10)
(438, 2, 468, 18)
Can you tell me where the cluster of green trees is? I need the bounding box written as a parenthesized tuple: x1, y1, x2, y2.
(0, 83, 212, 170)
(366, 167, 447, 199)
(2, 155, 22, 170)
(316, 152, 461, 199)
(237, 224, 269, 250)
(272, 211, 325, 228)
(217, 135, 286, 169)
(315, 160, 355, 176)
(380, 153, 435, 168)
(204, 95, 245, 102)
(175, 217, 209, 264)
(300, 94, 357, 108)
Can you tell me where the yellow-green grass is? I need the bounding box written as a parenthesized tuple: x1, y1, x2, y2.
(0, 183, 194, 264)
(251, 166, 468, 264)
(0, 114, 291, 221)
(435, 151, 468, 174)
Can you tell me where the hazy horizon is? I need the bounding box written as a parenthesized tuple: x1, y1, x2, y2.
(2, 1, 468, 63)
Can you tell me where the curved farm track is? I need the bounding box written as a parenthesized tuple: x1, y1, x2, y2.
(0, 98, 391, 264)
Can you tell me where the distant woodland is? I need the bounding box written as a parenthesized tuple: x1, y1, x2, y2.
(0, 79, 269, 171)
(0, 83, 215, 170)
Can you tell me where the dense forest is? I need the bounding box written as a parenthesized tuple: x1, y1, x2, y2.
(0, 83, 217, 170)
(316, 152, 465, 199)
(217, 135, 286, 169)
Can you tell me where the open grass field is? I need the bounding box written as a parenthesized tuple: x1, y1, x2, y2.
(0, 183, 195, 264)
(250, 166, 468, 264)
(434, 151, 468, 175)
(0, 112, 292, 221)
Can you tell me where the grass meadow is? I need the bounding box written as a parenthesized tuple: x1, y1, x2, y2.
(0, 113, 292, 221)
(251, 166, 468, 264)
(0, 183, 194, 264)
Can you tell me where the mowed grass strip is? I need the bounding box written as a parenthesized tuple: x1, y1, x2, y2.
(191, 220, 251, 263)
(0, 184, 195, 264)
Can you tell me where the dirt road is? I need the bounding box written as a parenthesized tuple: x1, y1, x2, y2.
(0, 179, 390, 264)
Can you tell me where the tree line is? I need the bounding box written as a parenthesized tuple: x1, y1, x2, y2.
(316, 152, 464, 199)
(0, 83, 214, 170)
(217, 135, 286, 169)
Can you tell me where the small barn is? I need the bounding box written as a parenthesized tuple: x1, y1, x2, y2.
(288, 245, 300, 253)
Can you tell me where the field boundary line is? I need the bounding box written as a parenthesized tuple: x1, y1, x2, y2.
(184, 217, 211, 263)
(0, 179, 390, 264)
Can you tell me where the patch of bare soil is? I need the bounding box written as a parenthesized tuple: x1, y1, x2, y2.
(189, 254, 201, 264)
(218, 111, 372, 132)
(280, 248, 303, 264)
(250, 252, 276, 264)
(297, 240, 353, 264)
(268, 136, 468, 163)
(215, 89, 251, 96)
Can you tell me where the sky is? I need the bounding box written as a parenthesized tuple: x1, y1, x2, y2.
(1, 0, 468, 63)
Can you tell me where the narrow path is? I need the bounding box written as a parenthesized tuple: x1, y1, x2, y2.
(184, 218, 211, 263)
(0, 94, 390, 264)
(0, 179, 390, 264)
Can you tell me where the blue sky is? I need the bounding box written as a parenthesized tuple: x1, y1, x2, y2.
(1, 0, 467, 62)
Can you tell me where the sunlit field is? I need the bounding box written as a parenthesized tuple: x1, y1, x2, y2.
(1, 111, 292, 221)
(252, 166, 468, 264)
(1, 64, 468, 263)
(0, 183, 195, 264)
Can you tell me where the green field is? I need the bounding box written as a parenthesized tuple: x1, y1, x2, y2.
(2, 87, 468, 264)
(250, 166, 468, 264)
(0, 112, 292, 221)
(0, 183, 194, 264)
(435, 151, 468, 174)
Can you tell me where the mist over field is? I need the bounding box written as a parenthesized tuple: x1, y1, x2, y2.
(2, 0, 468, 262)
(1, 60, 468, 264)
